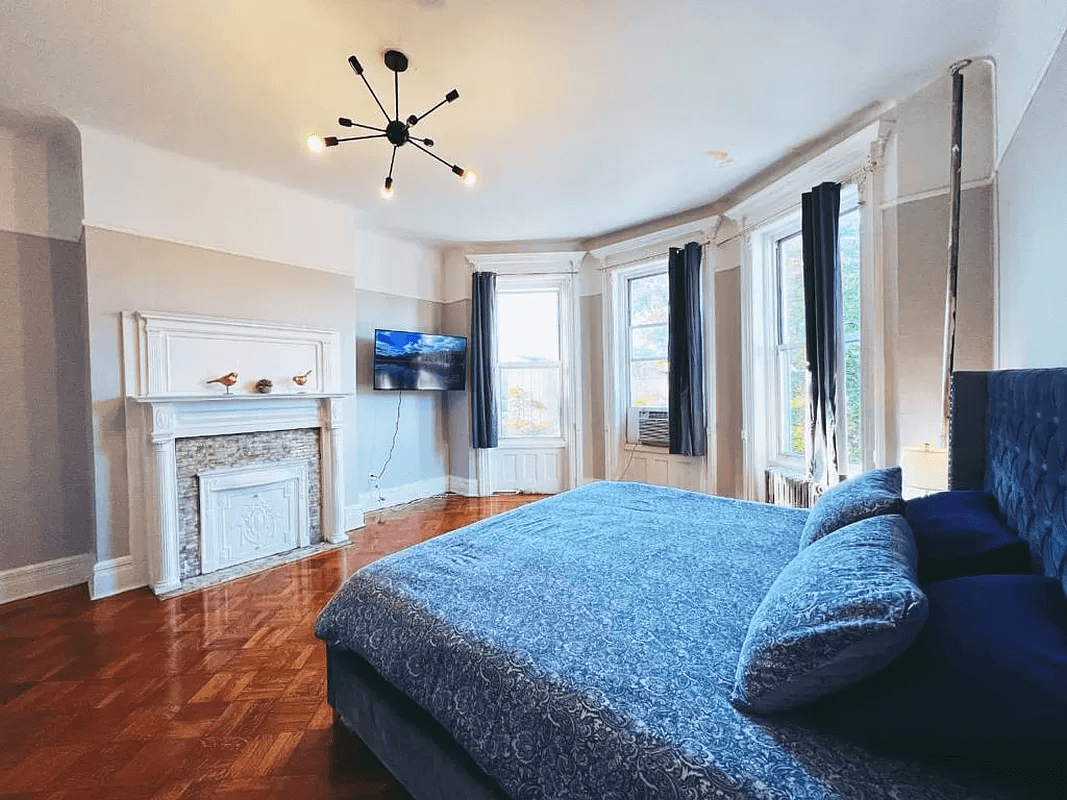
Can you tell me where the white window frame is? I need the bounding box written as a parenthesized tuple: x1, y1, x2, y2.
(495, 277, 567, 447)
(742, 179, 884, 499)
(622, 260, 670, 419)
(772, 227, 807, 469)
(595, 220, 716, 494)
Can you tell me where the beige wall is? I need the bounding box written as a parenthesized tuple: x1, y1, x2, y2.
(0, 229, 94, 570)
(880, 64, 996, 461)
(714, 266, 743, 497)
(894, 186, 994, 448)
(442, 298, 472, 483)
(580, 294, 606, 482)
(83, 227, 358, 563)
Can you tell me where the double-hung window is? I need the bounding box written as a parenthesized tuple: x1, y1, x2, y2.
(771, 197, 863, 473)
(496, 287, 562, 438)
(627, 269, 670, 410)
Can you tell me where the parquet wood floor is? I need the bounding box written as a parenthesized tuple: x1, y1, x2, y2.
(0, 493, 544, 800)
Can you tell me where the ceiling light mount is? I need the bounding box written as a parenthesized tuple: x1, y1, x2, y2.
(383, 49, 409, 73)
(309, 50, 474, 198)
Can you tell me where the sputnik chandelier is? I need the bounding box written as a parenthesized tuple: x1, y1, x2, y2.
(307, 50, 476, 199)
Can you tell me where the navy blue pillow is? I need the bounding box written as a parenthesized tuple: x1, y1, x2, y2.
(732, 514, 927, 713)
(806, 574, 1067, 753)
(905, 490, 1033, 581)
(799, 466, 905, 550)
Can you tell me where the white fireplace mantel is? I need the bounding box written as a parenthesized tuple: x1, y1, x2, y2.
(121, 311, 351, 596)
(128, 393, 349, 595)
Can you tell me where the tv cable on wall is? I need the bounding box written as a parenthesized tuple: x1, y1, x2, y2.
(369, 391, 403, 510)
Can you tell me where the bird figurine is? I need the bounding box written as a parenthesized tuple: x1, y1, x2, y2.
(293, 369, 312, 387)
(207, 371, 239, 394)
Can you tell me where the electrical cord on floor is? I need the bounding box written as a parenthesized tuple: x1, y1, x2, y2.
(369, 391, 403, 513)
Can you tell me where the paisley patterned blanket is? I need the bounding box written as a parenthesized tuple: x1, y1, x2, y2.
(315, 481, 1024, 800)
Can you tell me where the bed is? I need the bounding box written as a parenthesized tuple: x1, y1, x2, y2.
(316, 368, 1067, 799)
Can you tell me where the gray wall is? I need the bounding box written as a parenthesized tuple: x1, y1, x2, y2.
(83, 226, 358, 562)
(894, 185, 994, 448)
(714, 267, 743, 497)
(0, 230, 95, 569)
(442, 298, 472, 483)
(998, 30, 1067, 367)
(354, 289, 449, 500)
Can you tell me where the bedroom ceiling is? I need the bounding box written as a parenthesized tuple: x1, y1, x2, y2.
(0, 0, 999, 245)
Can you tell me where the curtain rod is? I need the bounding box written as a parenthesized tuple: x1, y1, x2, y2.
(468, 267, 579, 277)
(595, 234, 713, 272)
(712, 167, 866, 248)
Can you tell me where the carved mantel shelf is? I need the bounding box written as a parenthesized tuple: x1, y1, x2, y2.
(121, 312, 352, 596)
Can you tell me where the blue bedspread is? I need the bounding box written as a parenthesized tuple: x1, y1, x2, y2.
(316, 482, 1024, 800)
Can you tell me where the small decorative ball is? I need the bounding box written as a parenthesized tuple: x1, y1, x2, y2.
(255, 378, 274, 394)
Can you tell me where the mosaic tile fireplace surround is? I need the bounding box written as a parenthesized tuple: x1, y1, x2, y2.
(122, 311, 350, 596)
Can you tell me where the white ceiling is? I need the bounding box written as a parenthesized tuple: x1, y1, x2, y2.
(0, 0, 998, 245)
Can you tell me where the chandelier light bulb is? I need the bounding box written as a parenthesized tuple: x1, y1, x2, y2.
(463, 169, 478, 187)
(380, 177, 395, 199)
(306, 133, 325, 153)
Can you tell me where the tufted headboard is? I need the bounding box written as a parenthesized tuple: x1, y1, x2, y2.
(949, 369, 1067, 594)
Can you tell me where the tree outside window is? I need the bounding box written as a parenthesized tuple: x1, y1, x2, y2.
(775, 205, 863, 471)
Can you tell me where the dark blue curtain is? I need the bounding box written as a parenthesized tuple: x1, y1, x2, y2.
(801, 182, 842, 486)
(470, 271, 498, 449)
(668, 242, 706, 457)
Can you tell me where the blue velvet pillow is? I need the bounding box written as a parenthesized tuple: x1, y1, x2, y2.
(806, 574, 1067, 754)
(799, 466, 904, 549)
(905, 490, 1033, 581)
(731, 514, 928, 713)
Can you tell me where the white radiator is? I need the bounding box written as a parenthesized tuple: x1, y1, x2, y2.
(765, 467, 820, 509)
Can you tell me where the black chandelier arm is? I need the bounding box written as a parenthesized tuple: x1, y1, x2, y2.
(331, 133, 389, 145)
(408, 89, 458, 128)
(408, 139, 462, 173)
(338, 118, 386, 134)
(386, 145, 398, 182)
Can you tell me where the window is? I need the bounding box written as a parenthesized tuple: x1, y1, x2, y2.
(627, 269, 669, 409)
(496, 288, 562, 438)
(772, 201, 863, 472)
(775, 232, 806, 459)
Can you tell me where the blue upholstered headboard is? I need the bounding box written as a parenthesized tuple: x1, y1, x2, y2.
(949, 369, 1067, 593)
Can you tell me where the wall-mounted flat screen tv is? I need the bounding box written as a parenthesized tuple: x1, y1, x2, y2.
(373, 329, 467, 391)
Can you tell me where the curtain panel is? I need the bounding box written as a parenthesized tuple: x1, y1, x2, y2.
(470, 271, 498, 449)
(801, 181, 842, 486)
(667, 241, 707, 457)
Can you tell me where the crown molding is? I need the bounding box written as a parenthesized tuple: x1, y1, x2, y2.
(465, 250, 585, 274)
(588, 218, 714, 270)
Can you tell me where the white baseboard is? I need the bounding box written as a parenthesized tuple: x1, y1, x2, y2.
(447, 475, 477, 496)
(90, 555, 141, 600)
(357, 476, 450, 516)
(0, 553, 92, 604)
(344, 505, 366, 532)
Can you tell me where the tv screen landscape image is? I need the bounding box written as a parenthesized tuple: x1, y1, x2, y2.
(373, 329, 467, 391)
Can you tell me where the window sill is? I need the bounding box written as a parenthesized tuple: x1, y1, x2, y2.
(624, 441, 668, 452)
(499, 437, 566, 449)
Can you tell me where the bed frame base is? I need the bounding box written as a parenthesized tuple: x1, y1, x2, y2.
(326, 646, 510, 800)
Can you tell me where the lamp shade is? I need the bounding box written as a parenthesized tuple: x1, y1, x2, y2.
(901, 443, 948, 499)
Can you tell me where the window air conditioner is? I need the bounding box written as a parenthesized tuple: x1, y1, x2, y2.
(626, 407, 670, 447)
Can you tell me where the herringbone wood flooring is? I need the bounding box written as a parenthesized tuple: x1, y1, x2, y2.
(0, 494, 543, 799)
